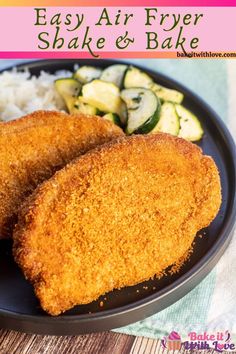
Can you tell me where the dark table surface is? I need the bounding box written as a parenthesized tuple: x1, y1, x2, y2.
(0, 329, 231, 354)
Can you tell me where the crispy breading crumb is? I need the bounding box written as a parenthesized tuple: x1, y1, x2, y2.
(13, 133, 221, 316)
(0, 110, 123, 239)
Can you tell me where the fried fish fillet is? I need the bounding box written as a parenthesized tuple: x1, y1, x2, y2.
(0, 110, 123, 239)
(13, 133, 221, 315)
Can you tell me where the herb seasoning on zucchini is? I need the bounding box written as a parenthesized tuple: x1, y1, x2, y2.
(124, 66, 153, 89)
(81, 79, 122, 114)
(149, 102, 180, 136)
(124, 67, 184, 104)
(54, 78, 82, 113)
(121, 88, 161, 134)
(72, 98, 101, 115)
(176, 105, 204, 141)
(54, 64, 204, 142)
(151, 83, 184, 104)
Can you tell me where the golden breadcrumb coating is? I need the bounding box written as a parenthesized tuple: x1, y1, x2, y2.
(13, 133, 221, 316)
(0, 110, 123, 239)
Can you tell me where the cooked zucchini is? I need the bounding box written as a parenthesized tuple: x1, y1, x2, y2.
(151, 83, 184, 104)
(124, 66, 153, 89)
(121, 88, 161, 135)
(74, 66, 102, 84)
(55, 78, 82, 112)
(124, 66, 184, 104)
(81, 80, 122, 114)
(100, 64, 128, 88)
(149, 102, 180, 136)
(176, 104, 203, 141)
(72, 97, 101, 115)
(118, 101, 128, 126)
(103, 113, 121, 126)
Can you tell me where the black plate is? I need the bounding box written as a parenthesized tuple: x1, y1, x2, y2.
(0, 60, 235, 335)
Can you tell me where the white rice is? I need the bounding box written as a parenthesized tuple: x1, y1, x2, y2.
(0, 69, 72, 121)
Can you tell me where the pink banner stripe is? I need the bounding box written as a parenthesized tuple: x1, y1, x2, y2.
(0, 51, 177, 58)
(1, 1, 236, 6)
(0, 52, 235, 59)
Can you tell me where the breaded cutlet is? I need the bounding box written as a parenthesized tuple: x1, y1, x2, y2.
(0, 110, 124, 239)
(13, 133, 221, 315)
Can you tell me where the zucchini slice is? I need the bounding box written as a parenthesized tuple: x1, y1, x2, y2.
(151, 83, 184, 104)
(100, 64, 128, 88)
(123, 66, 184, 104)
(121, 88, 161, 135)
(103, 113, 121, 126)
(74, 66, 102, 84)
(55, 78, 82, 113)
(149, 102, 180, 136)
(118, 101, 128, 126)
(124, 66, 153, 89)
(176, 104, 204, 141)
(72, 97, 101, 115)
(81, 80, 122, 114)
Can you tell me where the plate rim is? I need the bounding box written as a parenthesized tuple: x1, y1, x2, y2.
(0, 59, 235, 329)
